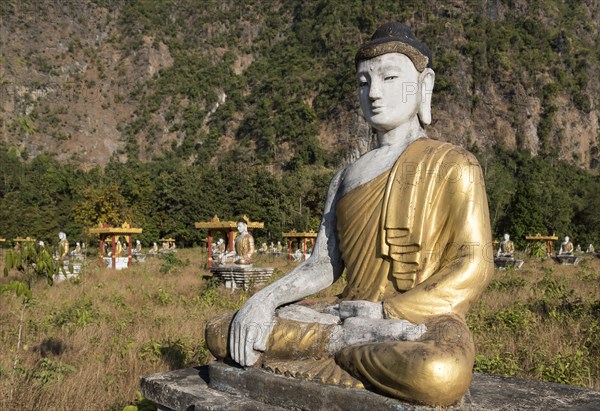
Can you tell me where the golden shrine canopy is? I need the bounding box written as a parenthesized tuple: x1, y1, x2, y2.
(195, 215, 264, 230)
(525, 233, 558, 241)
(525, 233, 559, 255)
(89, 222, 143, 236)
(282, 230, 318, 238)
(13, 236, 36, 242)
(194, 215, 264, 268)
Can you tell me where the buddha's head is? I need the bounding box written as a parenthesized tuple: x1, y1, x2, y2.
(564, 236, 570, 243)
(355, 22, 435, 132)
(504, 233, 510, 241)
(59, 231, 67, 241)
(237, 217, 249, 234)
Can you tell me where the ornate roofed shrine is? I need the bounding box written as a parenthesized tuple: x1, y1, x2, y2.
(88, 222, 143, 270)
(282, 230, 318, 260)
(525, 233, 558, 256)
(195, 215, 264, 267)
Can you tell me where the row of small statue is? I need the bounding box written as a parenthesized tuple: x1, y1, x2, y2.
(100, 240, 177, 257)
(148, 241, 178, 255)
(11, 232, 83, 261)
(258, 241, 284, 255)
(496, 234, 594, 257)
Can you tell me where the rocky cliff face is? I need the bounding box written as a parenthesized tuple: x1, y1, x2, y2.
(1, 0, 598, 169)
(0, 1, 174, 167)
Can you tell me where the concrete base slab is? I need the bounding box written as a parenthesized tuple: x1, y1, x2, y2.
(553, 255, 581, 265)
(494, 257, 524, 269)
(209, 266, 274, 290)
(140, 362, 600, 411)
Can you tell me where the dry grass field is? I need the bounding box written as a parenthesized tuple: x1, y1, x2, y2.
(1, 249, 598, 410)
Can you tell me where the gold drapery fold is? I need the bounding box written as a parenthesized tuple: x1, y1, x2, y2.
(337, 138, 494, 323)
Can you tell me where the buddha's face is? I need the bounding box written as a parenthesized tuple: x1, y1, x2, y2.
(357, 53, 422, 132)
(237, 222, 248, 234)
(504, 234, 510, 241)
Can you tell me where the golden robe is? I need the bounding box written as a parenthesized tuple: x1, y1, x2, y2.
(562, 241, 574, 254)
(58, 239, 69, 259)
(499, 240, 515, 256)
(338, 138, 493, 324)
(333, 138, 493, 404)
(235, 232, 255, 264)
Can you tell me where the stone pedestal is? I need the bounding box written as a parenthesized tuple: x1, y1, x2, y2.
(209, 266, 274, 290)
(53, 260, 83, 283)
(133, 252, 146, 263)
(140, 362, 600, 411)
(494, 256, 524, 269)
(553, 255, 581, 265)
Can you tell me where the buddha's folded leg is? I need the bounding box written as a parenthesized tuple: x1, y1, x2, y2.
(335, 314, 474, 406)
(205, 312, 234, 360)
(205, 312, 336, 361)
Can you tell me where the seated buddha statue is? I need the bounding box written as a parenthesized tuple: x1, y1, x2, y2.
(497, 233, 515, 257)
(559, 236, 574, 255)
(233, 218, 255, 265)
(205, 22, 493, 406)
(57, 232, 69, 260)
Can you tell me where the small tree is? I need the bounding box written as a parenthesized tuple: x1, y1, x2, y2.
(3, 241, 59, 376)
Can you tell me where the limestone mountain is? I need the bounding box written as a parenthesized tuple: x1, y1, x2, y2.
(1, 0, 598, 169)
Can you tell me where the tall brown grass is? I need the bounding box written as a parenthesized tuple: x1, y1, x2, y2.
(1, 250, 598, 410)
(468, 254, 600, 389)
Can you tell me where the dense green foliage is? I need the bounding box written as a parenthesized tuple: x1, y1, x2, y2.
(476, 146, 600, 247)
(1, 142, 598, 249)
(0, 144, 331, 246)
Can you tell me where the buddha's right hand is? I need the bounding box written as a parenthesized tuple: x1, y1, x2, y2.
(230, 295, 276, 366)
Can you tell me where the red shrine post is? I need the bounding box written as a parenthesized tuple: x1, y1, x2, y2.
(89, 222, 143, 269)
(282, 230, 317, 261)
(195, 215, 264, 267)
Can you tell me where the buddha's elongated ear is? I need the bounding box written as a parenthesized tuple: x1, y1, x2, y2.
(418, 68, 435, 125)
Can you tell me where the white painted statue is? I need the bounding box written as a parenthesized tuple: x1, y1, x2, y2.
(496, 233, 515, 257)
(57, 231, 69, 259)
(559, 236, 574, 255)
(220, 218, 255, 265)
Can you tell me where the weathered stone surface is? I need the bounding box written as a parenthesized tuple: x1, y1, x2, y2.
(140, 365, 287, 411)
(493, 257, 524, 269)
(140, 362, 600, 411)
(277, 305, 340, 325)
(338, 300, 384, 320)
(553, 255, 581, 265)
(209, 266, 274, 290)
